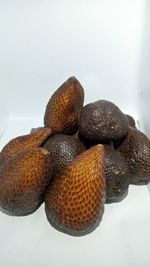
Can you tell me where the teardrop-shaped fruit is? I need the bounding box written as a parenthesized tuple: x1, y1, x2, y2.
(45, 144, 106, 236)
(126, 114, 136, 128)
(105, 146, 130, 203)
(0, 148, 53, 216)
(117, 127, 150, 185)
(79, 100, 129, 143)
(44, 76, 84, 135)
(0, 128, 52, 165)
(43, 134, 86, 177)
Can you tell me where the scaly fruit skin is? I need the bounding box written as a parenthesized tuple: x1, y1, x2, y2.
(43, 134, 86, 177)
(117, 127, 150, 185)
(0, 148, 53, 216)
(79, 100, 129, 143)
(45, 145, 106, 236)
(0, 128, 52, 165)
(105, 146, 130, 203)
(44, 76, 84, 135)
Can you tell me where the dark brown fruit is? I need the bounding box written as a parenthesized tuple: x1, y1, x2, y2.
(0, 148, 53, 216)
(45, 144, 106, 236)
(43, 134, 86, 177)
(44, 76, 84, 135)
(126, 114, 136, 128)
(105, 146, 130, 203)
(117, 127, 150, 185)
(79, 100, 129, 143)
(0, 128, 52, 165)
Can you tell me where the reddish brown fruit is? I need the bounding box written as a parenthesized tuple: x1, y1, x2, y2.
(44, 76, 84, 135)
(0, 148, 53, 216)
(117, 127, 150, 185)
(43, 134, 86, 177)
(45, 145, 106, 236)
(0, 128, 52, 165)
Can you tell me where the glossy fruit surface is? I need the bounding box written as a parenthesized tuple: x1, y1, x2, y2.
(45, 145, 106, 236)
(44, 76, 84, 135)
(0, 128, 51, 165)
(0, 148, 53, 216)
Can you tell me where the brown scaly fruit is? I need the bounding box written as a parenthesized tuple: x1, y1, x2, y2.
(43, 134, 86, 177)
(105, 146, 130, 203)
(116, 127, 150, 185)
(0, 148, 53, 216)
(44, 76, 84, 135)
(45, 144, 106, 236)
(0, 128, 52, 165)
(79, 100, 129, 143)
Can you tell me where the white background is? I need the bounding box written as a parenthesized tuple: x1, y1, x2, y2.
(0, 0, 149, 122)
(0, 1, 150, 267)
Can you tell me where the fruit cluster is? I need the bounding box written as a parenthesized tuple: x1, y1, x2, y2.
(0, 77, 149, 236)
